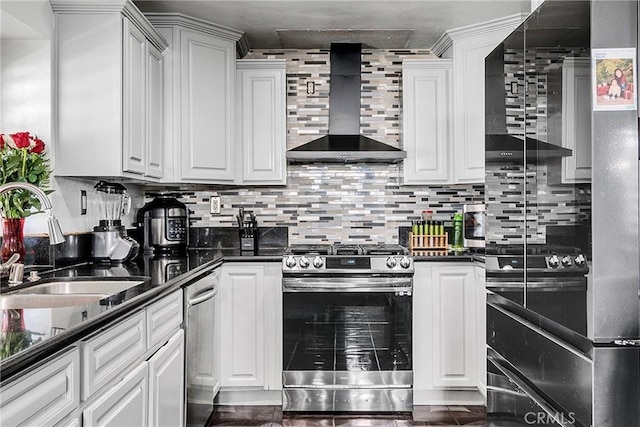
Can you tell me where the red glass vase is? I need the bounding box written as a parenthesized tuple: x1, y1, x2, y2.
(1, 218, 26, 263)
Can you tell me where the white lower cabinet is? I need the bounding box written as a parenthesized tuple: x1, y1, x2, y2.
(220, 263, 282, 393)
(475, 265, 486, 398)
(83, 361, 149, 427)
(148, 329, 185, 427)
(0, 348, 80, 427)
(413, 263, 483, 404)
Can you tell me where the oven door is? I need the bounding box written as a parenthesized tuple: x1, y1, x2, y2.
(282, 276, 413, 411)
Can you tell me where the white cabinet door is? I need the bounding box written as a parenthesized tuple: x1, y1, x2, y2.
(0, 348, 80, 427)
(82, 311, 146, 401)
(220, 264, 265, 387)
(83, 361, 149, 427)
(123, 18, 148, 176)
(146, 290, 183, 353)
(402, 60, 453, 184)
(562, 57, 591, 183)
(474, 265, 486, 398)
(431, 265, 476, 388)
(146, 42, 165, 179)
(237, 60, 287, 185)
(180, 29, 236, 183)
(148, 329, 185, 427)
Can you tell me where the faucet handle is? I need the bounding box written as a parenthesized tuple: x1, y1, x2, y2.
(8, 263, 24, 286)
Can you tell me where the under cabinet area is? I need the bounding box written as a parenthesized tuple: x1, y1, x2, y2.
(218, 262, 282, 404)
(413, 263, 484, 405)
(52, 1, 168, 181)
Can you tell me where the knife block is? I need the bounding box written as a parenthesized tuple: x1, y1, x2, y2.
(238, 225, 258, 252)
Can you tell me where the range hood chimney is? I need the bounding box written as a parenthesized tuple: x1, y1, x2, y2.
(286, 43, 406, 163)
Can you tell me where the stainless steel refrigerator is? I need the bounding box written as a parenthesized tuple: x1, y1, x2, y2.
(484, 1, 639, 425)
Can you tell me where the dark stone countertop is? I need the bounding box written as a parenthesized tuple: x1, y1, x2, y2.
(411, 250, 485, 263)
(0, 247, 285, 384)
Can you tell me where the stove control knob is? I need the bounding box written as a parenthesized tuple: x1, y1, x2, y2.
(574, 254, 586, 266)
(313, 256, 324, 269)
(386, 257, 397, 268)
(298, 256, 310, 268)
(285, 256, 297, 268)
(561, 256, 572, 267)
(548, 255, 560, 268)
(399, 256, 412, 269)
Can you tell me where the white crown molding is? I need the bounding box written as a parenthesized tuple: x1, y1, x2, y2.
(402, 58, 453, 70)
(145, 13, 244, 43)
(51, 1, 167, 50)
(430, 13, 528, 57)
(237, 59, 287, 70)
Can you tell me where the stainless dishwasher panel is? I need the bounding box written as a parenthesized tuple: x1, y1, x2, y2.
(185, 268, 220, 427)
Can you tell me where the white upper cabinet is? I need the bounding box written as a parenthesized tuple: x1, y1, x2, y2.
(236, 60, 287, 185)
(561, 57, 591, 183)
(430, 14, 525, 184)
(53, 1, 168, 181)
(146, 14, 243, 184)
(402, 60, 453, 185)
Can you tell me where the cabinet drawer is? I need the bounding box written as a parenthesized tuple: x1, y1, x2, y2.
(82, 311, 146, 401)
(0, 348, 80, 427)
(82, 361, 149, 427)
(147, 290, 183, 351)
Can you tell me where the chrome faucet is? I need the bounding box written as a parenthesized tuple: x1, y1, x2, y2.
(0, 182, 65, 245)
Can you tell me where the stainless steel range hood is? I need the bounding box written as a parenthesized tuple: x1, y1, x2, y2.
(286, 43, 406, 164)
(486, 134, 573, 162)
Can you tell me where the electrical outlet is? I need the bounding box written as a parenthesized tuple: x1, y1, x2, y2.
(210, 196, 221, 214)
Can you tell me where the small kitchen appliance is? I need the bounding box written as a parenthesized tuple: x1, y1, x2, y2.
(136, 194, 188, 254)
(462, 203, 485, 249)
(91, 181, 139, 262)
(282, 242, 414, 412)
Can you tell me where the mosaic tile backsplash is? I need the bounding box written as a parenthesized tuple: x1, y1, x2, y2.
(184, 163, 484, 244)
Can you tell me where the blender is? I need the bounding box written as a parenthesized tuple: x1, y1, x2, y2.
(91, 181, 140, 262)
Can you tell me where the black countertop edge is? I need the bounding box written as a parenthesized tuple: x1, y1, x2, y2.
(0, 256, 225, 384)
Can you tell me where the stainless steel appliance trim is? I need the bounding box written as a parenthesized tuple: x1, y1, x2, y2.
(488, 300, 590, 362)
(488, 354, 575, 427)
(283, 276, 413, 292)
(282, 388, 413, 412)
(486, 278, 586, 289)
(283, 371, 413, 389)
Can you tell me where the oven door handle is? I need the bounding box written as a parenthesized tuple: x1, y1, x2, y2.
(284, 286, 413, 293)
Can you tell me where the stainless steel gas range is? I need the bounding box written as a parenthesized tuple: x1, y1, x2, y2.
(281, 243, 414, 413)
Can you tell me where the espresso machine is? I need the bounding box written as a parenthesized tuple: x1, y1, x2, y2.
(91, 181, 139, 262)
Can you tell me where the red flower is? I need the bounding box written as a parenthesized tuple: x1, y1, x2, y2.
(10, 132, 31, 149)
(0, 134, 6, 149)
(31, 138, 45, 154)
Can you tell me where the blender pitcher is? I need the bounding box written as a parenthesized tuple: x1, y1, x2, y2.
(92, 181, 139, 262)
(94, 181, 131, 227)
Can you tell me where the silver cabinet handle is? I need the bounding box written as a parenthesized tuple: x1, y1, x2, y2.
(187, 288, 218, 307)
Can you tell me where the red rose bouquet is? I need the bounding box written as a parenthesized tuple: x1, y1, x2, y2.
(0, 132, 52, 218)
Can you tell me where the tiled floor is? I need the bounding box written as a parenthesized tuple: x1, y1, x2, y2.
(207, 405, 486, 426)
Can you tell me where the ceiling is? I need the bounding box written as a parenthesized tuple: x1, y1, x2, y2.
(133, 1, 532, 50)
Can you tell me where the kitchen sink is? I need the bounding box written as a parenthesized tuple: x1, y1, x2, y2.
(0, 279, 146, 309)
(12, 280, 145, 296)
(0, 293, 111, 309)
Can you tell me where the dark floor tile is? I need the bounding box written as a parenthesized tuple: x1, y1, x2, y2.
(412, 406, 455, 423)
